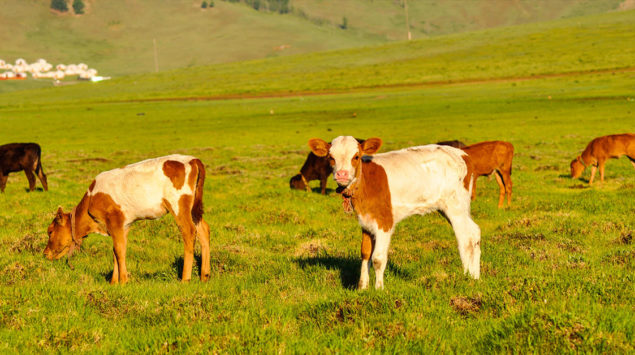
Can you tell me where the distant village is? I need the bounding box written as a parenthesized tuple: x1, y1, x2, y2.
(0, 58, 109, 82)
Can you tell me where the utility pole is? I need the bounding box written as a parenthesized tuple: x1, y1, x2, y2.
(404, 0, 411, 40)
(153, 38, 159, 73)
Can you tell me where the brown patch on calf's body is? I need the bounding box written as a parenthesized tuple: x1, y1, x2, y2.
(88, 192, 125, 230)
(162, 160, 186, 189)
(349, 160, 393, 232)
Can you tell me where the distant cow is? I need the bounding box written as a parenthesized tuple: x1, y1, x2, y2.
(570, 133, 635, 184)
(44, 155, 210, 284)
(0, 143, 48, 192)
(461, 141, 514, 208)
(290, 138, 365, 195)
(437, 140, 467, 149)
(290, 152, 332, 195)
(309, 136, 480, 290)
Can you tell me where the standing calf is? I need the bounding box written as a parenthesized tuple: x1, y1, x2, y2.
(309, 136, 480, 289)
(44, 155, 210, 284)
(0, 143, 48, 192)
(461, 141, 514, 208)
(570, 133, 635, 184)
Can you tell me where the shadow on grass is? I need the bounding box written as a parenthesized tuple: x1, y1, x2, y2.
(102, 254, 205, 282)
(294, 255, 413, 289)
(23, 187, 45, 192)
(311, 187, 335, 195)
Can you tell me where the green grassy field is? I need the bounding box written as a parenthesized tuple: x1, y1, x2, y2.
(0, 10, 634, 354)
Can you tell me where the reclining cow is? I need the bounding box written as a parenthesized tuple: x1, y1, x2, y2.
(308, 136, 481, 290)
(289, 152, 332, 195)
(44, 154, 210, 284)
(0, 143, 48, 192)
(570, 133, 635, 184)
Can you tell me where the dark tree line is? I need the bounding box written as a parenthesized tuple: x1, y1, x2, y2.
(50, 0, 85, 15)
(223, 0, 289, 14)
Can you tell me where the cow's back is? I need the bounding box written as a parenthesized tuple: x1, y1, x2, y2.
(90, 154, 196, 223)
(372, 145, 468, 219)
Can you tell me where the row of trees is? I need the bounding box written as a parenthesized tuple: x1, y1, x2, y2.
(50, 0, 85, 14)
(222, 0, 290, 14)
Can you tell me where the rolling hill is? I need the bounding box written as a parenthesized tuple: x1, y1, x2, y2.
(0, 0, 629, 87)
(1, 9, 633, 105)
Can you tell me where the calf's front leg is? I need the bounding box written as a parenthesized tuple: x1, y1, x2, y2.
(111, 227, 129, 284)
(358, 230, 374, 290)
(371, 230, 392, 290)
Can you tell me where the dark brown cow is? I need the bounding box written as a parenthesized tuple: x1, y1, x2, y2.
(437, 140, 468, 149)
(461, 141, 514, 208)
(0, 143, 48, 192)
(290, 152, 332, 195)
(570, 133, 635, 184)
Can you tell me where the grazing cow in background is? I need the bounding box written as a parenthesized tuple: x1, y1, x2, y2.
(0, 143, 48, 192)
(437, 140, 468, 149)
(290, 152, 332, 195)
(44, 155, 210, 284)
(309, 136, 480, 290)
(570, 133, 635, 185)
(290, 138, 365, 195)
(461, 141, 514, 208)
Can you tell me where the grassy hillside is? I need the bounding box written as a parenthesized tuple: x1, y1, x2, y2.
(0, 0, 382, 80)
(0, 8, 633, 353)
(1, 10, 633, 104)
(0, 0, 626, 86)
(291, 0, 625, 40)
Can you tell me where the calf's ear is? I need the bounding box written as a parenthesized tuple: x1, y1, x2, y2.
(55, 206, 66, 225)
(308, 138, 330, 157)
(361, 138, 382, 155)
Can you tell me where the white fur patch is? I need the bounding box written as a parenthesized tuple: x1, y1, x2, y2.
(90, 154, 196, 226)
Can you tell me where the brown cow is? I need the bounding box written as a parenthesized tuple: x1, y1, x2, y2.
(570, 133, 635, 184)
(0, 143, 48, 192)
(290, 152, 332, 195)
(461, 141, 514, 208)
(44, 155, 210, 284)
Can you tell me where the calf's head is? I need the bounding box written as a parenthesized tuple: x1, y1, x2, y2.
(570, 156, 585, 179)
(289, 174, 307, 191)
(308, 136, 382, 187)
(43, 207, 76, 260)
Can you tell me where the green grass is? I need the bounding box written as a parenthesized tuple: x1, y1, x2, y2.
(0, 10, 634, 354)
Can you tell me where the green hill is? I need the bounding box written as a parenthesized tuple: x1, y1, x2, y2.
(0, 0, 627, 86)
(1, 9, 633, 105)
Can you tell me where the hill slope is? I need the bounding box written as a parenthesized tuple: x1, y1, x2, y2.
(0, 0, 627, 84)
(1, 10, 633, 106)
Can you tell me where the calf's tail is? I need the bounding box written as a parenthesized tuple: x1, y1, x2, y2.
(191, 159, 206, 224)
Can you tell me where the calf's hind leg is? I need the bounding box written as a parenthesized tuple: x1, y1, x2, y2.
(445, 206, 481, 279)
(196, 219, 211, 281)
(24, 169, 37, 191)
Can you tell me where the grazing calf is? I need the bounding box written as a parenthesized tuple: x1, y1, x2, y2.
(570, 133, 635, 185)
(309, 136, 480, 289)
(461, 141, 514, 208)
(290, 152, 332, 195)
(0, 143, 48, 192)
(44, 155, 210, 284)
(437, 140, 467, 149)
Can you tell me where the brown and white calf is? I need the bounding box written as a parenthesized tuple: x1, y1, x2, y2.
(570, 133, 635, 185)
(309, 136, 481, 289)
(0, 143, 48, 192)
(44, 154, 210, 284)
(461, 141, 514, 208)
